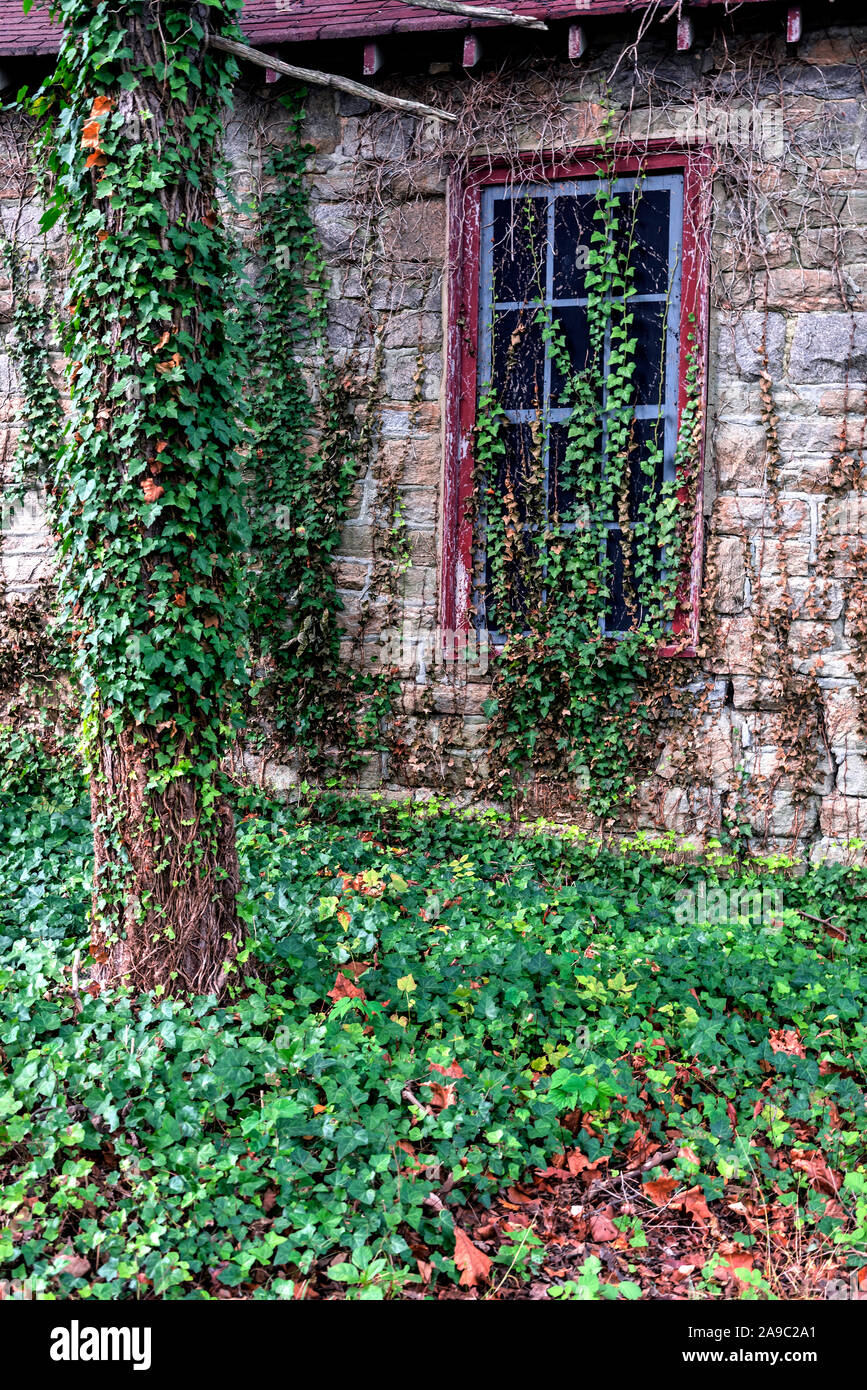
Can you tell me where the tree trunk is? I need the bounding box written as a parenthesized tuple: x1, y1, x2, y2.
(55, 2, 249, 997)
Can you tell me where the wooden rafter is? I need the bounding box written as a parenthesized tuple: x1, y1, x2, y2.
(209, 34, 458, 122)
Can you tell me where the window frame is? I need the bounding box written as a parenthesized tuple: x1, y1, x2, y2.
(441, 143, 711, 659)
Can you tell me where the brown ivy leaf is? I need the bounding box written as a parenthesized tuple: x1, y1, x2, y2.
(720, 1251, 754, 1285)
(769, 1028, 806, 1058)
(643, 1175, 678, 1207)
(678, 1186, 711, 1226)
(453, 1226, 491, 1288)
(430, 1060, 465, 1079)
(141, 478, 164, 503)
(424, 1081, 457, 1110)
(327, 971, 365, 1003)
(81, 120, 102, 150)
(61, 1254, 91, 1278)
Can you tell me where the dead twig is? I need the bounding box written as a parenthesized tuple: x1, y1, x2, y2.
(209, 35, 457, 124)
(402, 0, 547, 30)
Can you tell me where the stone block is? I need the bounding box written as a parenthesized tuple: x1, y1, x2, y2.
(788, 313, 867, 383)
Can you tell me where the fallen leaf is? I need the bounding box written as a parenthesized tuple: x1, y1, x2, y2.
(589, 1210, 618, 1242)
(769, 1028, 806, 1058)
(424, 1081, 456, 1110)
(430, 1060, 465, 1079)
(679, 1185, 711, 1226)
(61, 1255, 91, 1278)
(453, 1226, 491, 1288)
(721, 1251, 754, 1285)
(643, 1175, 678, 1207)
(327, 971, 365, 1003)
(141, 478, 164, 503)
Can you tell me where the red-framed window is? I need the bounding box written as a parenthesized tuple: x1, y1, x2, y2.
(441, 146, 710, 656)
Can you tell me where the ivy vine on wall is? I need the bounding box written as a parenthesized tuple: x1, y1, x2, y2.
(242, 99, 398, 778)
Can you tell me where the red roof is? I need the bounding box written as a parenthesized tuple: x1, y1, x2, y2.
(0, 0, 780, 56)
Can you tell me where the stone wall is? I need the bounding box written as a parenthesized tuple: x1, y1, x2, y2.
(3, 18, 867, 859)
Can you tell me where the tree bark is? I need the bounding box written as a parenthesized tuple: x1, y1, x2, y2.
(80, 3, 245, 998)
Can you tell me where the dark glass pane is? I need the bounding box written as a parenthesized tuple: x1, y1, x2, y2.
(548, 418, 602, 521)
(631, 300, 666, 406)
(494, 422, 543, 527)
(548, 420, 573, 520)
(627, 416, 665, 523)
(550, 305, 595, 405)
(552, 194, 596, 299)
(604, 527, 646, 633)
(485, 525, 536, 631)
(491, 308, 545, 410)
(491, 196, 547, 303)
(618, 188, 672, 296)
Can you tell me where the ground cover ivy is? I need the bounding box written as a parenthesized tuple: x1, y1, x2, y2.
(1, 769, 865, 1298)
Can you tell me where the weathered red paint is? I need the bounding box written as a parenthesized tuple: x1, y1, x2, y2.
(0, 0, 802, 58)
(441, 144, 712, 659)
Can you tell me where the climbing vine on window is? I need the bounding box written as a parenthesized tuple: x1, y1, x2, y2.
(472, 159, 703, 812)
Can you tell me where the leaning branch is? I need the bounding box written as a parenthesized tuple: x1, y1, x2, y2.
(209, 34, 458, 123)
(402, 0, 548, 29)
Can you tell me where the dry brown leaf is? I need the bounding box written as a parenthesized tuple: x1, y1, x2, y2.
(430, 1060, 465, 1079)
(589, 1210, 618, 1242)
(769, 1028, 807, 1058)
(424, 1081, 457, 1110)
(567, 1148, 592, 1176)
(327, 971, 365, 1003)
(453, 1226, 491, 1288)
(643, 1175, 678, 1207)
(679, 1185, 711, 1226)
(721, 1251, 754, 1285)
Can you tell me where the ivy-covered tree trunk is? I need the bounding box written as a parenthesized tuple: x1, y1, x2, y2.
(43, 1, 250, 996)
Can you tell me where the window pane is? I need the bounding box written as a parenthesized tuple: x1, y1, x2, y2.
(626, 416, 666, 523)
(631, 299, 667, 406)
(491, 308, 545, 409)
(605, 527, 647, 633)
(492, 196, 548, 303)
(495, 422, 542, 526)
(552, 193, 596, 299)
(550, 305, 595, 405)
(627, 187, 672, 296)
